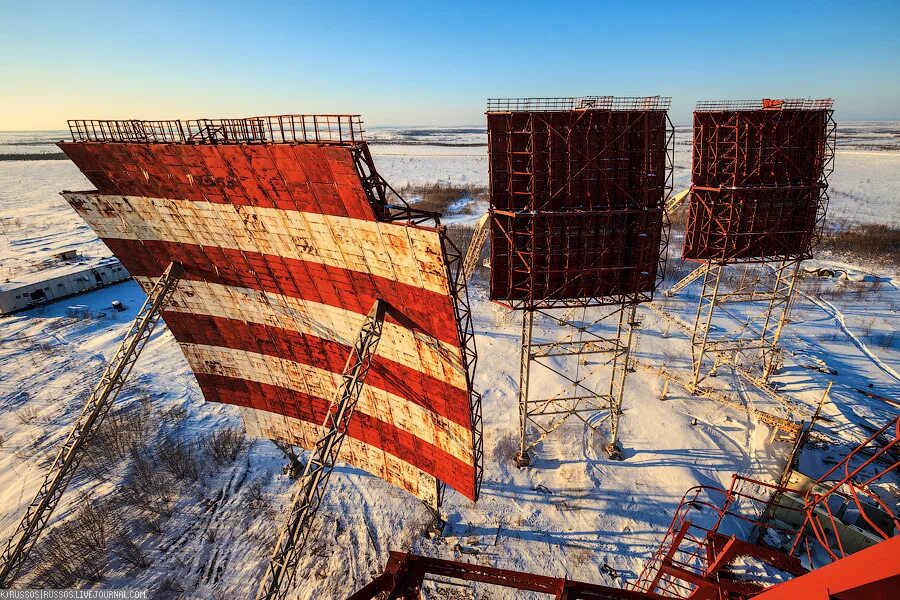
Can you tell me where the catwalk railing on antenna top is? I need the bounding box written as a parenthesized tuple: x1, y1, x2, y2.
(68, 114, 365, 145)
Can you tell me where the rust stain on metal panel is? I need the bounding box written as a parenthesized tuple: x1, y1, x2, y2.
(181, 343, 473, 462)
(58, 125, 479, 503)
(683, 101, 834, 262)
(485, 99, 671, 309)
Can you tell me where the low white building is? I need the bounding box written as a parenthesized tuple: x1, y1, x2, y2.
(0, 256, 130, 315)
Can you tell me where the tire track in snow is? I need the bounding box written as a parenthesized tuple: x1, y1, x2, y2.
(731, 373, 774, 479)
(679, 410, 753, 476)
(803, 292, 900, 383)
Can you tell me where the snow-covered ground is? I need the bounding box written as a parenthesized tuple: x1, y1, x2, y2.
(0, 124, 897, 598)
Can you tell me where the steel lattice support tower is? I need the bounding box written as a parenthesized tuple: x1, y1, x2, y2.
(516, 303, 639, 464)
(487, 97, 673, 465)
(256, 299, 388, 600)
(0, 262, 183, 587)
(688, 259, 802, 388)
(681, 99, 835, 388)
(462, 213, 490, 283)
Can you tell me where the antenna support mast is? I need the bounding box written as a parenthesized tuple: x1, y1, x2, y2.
(256, 299, 387, 600)
(0, 262, 183, 587)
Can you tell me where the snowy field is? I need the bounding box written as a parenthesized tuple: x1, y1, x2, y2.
(0, 124, 898, 598)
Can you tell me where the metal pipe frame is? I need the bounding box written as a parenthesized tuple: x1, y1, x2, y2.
(786, 414, 899, 564)
(632, 357, 802, 443)
(256, 299, 387, 600)
(487, 96, 672, 113)
(629, 475, 809, 598)
(350, 144, 442, 226)
(0, 262, 183, 587)
(68, 115, 366, 145)
(632, 416, 899, 598)
(516, 302, 639, 465)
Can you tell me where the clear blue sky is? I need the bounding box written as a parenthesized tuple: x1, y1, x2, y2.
(1, 0, 898, 129)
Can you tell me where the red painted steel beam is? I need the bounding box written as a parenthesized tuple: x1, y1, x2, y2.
(346, 552, 412, 599)
(347, 552, 668, 599)
(657, 562, 718, 599)
(706, 532, 806, 578)
(647, 518, 692, 592)
(752, 535, 900, 600)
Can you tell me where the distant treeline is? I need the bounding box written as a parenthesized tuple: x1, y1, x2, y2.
(822, 224, 900, 266)
(0, 153, 69, 161)
(368, 141, 487, 147)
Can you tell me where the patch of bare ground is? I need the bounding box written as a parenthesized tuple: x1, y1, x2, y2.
(820, 224, 900, 267)
(397, 183, 487, 215)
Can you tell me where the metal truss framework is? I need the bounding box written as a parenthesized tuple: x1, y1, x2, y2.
(441, 228, 485, 500)
(630, 415, 900, 598)
(462, 213, 490, 282)
(487, 101, 674, 309)
(683, 103, 836, 263)
(487, 96, 672, 112)
(679, 100, 836, 390)
(67, 115, 485, 507)
(629, 475, 806, 598)
(486, 97, 672, 465)
(517, 303, 639, 465)
(68, 115, 365, 145)
(664, 188, 690, 214)
(348, 551, 658, 600)
(351, 540, 899, 600)
(784, 414, 899, 564)
(351, 143, 444, 226)
(689, 259, 802, 388)
(256, 299, 388, 600)
(356, 144, 484, 500)
(663, 263, 707, 298)
(0, 262, 183, 587)
(652, 273, 812, 432)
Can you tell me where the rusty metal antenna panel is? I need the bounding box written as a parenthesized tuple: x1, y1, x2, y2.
(676, 99, 836, 387)
(684, 99, 835, 263)
(486, 96, 673, 463)
(487, 97, 672, 308)
(59, 116, 482, 505)
(56, 114, 484, 596)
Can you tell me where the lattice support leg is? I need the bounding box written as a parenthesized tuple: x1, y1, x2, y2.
(760, 260, 802, 381)
(256, 299, 387, 600)
(606, 302, 638, 458)
(0, 262, 183, 587)
(688, 259, 804, 389)
(516, 310, 534, 467)
(516, 304, 639, 465)
(690, 261, 724, 389)
(462, 213, 490, 283)
(665, 263, 708, 298)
